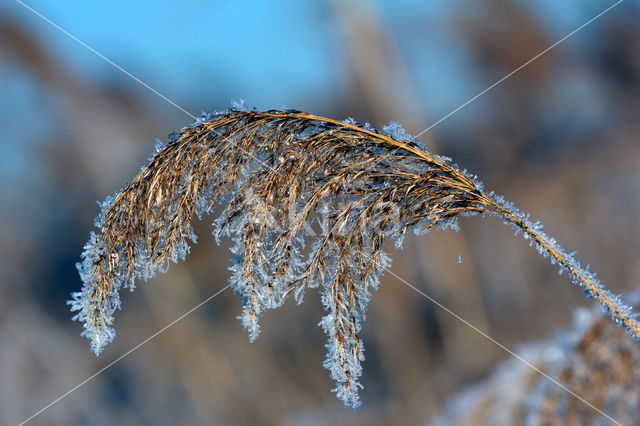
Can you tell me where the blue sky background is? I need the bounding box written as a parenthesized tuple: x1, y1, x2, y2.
(4, 0, 620, 116)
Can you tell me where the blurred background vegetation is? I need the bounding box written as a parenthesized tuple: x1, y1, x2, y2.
(1, 0, 639, 424)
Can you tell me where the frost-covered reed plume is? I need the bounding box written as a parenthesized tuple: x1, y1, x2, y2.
(70, 106, 640, 408)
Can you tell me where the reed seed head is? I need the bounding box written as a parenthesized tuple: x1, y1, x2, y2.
(69, 107, 640, 408)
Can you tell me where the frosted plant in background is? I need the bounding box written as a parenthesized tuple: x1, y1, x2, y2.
(70, 107, 640, 408)
(432, 294, 640, 425)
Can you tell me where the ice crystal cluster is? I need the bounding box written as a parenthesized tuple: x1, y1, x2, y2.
(70, 107, 640, 408)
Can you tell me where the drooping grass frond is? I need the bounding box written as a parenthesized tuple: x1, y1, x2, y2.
(69, 107, 640, 408)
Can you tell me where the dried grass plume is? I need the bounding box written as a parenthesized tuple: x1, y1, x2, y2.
(70, 106, 640, 408)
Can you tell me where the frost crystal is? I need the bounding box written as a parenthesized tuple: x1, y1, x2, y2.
(382, 121, 413, 141)
(230, 98, 249, 111)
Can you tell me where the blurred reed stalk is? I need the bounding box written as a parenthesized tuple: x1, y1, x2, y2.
(433, 295, 640, 425)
